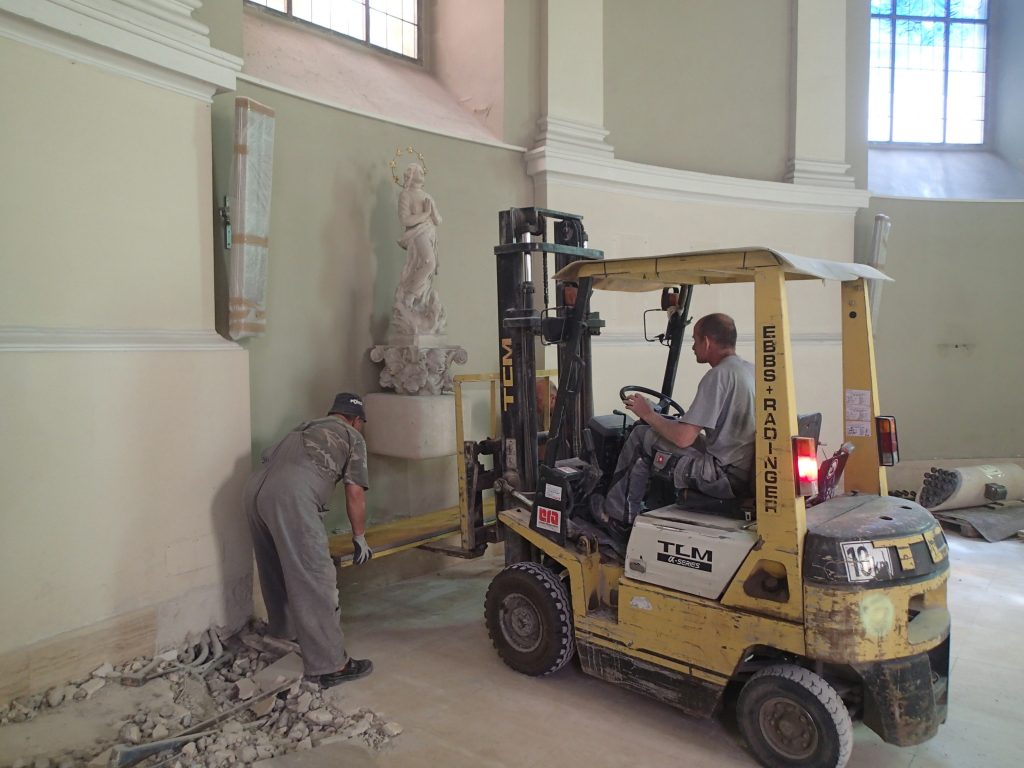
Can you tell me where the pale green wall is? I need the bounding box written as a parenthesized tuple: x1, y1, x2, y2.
(992, 0, 1024, 173)
(847, 1, 1023, 460)
(503, 0, 542, 147)
(603, 0, 791, 181)
(0, 31, 252, 672)
(869, 198, 1023, 460)
(194, 0, 243, 58)
(211, 81, 532, 527)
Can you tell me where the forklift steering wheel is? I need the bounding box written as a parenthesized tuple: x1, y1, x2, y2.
(619, 385, 685, 417)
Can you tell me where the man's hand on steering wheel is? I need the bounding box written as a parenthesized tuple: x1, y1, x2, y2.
(619, 385, 685, 419)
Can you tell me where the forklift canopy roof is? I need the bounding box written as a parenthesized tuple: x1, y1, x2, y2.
(552, 247, 893, 292)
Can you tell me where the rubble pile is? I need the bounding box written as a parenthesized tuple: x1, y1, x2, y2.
(0, 622, 400, 768)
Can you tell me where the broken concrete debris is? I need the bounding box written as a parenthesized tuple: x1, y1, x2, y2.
(0, 621, 399, 767)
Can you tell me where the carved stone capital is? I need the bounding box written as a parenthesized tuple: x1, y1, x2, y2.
(369, 344, 468, 396)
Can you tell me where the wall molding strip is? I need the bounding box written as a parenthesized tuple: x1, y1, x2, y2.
(526, 144, 870, 214)
(0, 0, 241, 101)
(0, 326, 244, 352)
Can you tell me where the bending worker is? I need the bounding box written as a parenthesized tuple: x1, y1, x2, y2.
(596, 313, 756, 531)
(244, 393, 375, 688)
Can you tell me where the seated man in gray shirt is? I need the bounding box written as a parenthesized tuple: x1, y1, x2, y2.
(596, 313, 756, 530)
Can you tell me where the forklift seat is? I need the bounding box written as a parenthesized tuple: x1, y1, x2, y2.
(673, 489, 753, 520)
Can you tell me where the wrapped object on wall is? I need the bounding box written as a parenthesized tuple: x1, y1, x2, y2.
(228, 97, 276, 340)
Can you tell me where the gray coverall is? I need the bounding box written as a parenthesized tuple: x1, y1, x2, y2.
(243, 417, 369, 677)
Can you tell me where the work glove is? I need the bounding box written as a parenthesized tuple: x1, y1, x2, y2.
(352, 534, 373, 566)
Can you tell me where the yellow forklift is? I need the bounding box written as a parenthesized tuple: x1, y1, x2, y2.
(461, 207, 950, 768)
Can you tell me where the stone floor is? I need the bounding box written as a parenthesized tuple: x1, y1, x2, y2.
(326, 530, 1023, 768)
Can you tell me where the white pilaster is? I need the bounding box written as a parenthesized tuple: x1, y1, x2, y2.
(0, 0, 241, 101)
(531, 0, 613, 161)
(787, 0, 855, 189)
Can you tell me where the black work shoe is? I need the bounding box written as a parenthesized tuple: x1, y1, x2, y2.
(320, 658, 373, 687)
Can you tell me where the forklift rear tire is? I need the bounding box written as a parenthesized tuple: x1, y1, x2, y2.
(737, 664, 853, 768)
(485, 562, 575, 676)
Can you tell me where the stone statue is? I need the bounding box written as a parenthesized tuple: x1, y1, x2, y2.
(370, 153, 466, 397)
(392, 163, 446, 337)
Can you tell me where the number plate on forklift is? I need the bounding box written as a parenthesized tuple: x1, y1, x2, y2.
(840, 540, 893, 582)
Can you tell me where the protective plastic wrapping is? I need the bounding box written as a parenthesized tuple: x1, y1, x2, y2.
(228, 97, 276, 340)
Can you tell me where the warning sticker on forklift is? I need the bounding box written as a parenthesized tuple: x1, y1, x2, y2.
(840, 540, 892, 582)
(846, 421, 871, 437)
(544, 483, 562, 502)
(845, 389, 872, 436)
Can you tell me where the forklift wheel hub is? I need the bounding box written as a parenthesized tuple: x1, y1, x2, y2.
(759, 696, 818, 760)
(500, 594, 542, 653)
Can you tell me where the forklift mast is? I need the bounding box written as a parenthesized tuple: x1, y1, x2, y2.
(493, 207, 604, 511)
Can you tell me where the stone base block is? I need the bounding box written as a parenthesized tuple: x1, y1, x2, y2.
(363, 393, 456, 459)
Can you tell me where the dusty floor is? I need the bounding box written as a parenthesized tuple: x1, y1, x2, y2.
(1, 530, 1018, 768)
(332, 531, 1023, 768)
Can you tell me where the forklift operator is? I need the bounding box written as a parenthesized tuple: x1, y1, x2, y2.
(595, 313, 756, 530)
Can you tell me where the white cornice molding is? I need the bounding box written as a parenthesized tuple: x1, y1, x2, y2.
(786, 158, 856, 189)
(526, 144, 870, 214)
(0, 0, 241, 101)
(0, 326, 244, 352)
(534, 116, 615, 160)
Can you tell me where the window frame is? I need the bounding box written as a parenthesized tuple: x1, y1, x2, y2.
(868, 0, 992, 149)
(243, 0, 422, 64)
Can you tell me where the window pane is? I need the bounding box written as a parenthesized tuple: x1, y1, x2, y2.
(256, 0, 416, 59)
(310, 0, 331, 27)
(892, 20, 945, 142)
(870, 18, 892, 67)
(369, 8, 387, 46)
(402, 20, 417, 58)
(868, 67, 893, 141)
(893, 68, 945, 142)
(250, 0, 289, 11)
(949, 22, 986, 73)
(328, 0, 365, 38)
(386, 13, 403, 53)
(868, 18, 893, 142)
(947, 71, 985, 143)
(895, 0, 946, 17)
(951, 0, 987, 19)
(293, 0, 313, 22)
(871, 0, 893, 13)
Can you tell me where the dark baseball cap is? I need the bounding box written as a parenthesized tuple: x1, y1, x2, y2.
(328, 392, 366, 420)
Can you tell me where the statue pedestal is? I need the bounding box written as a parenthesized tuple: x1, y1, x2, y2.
(363, 393, 456, 459)
(369, 338, 467, 395)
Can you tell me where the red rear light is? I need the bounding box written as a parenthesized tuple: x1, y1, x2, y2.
(793, 436, 818, 497)
(876, 416, 899, 466)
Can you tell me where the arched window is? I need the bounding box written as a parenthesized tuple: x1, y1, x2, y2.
(869, 0, 988, 144)
(247, 0, 419, 60)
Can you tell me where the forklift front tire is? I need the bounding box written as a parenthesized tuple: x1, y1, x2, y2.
(737, 664, 853, 768)
(485, 562, 575, 676)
